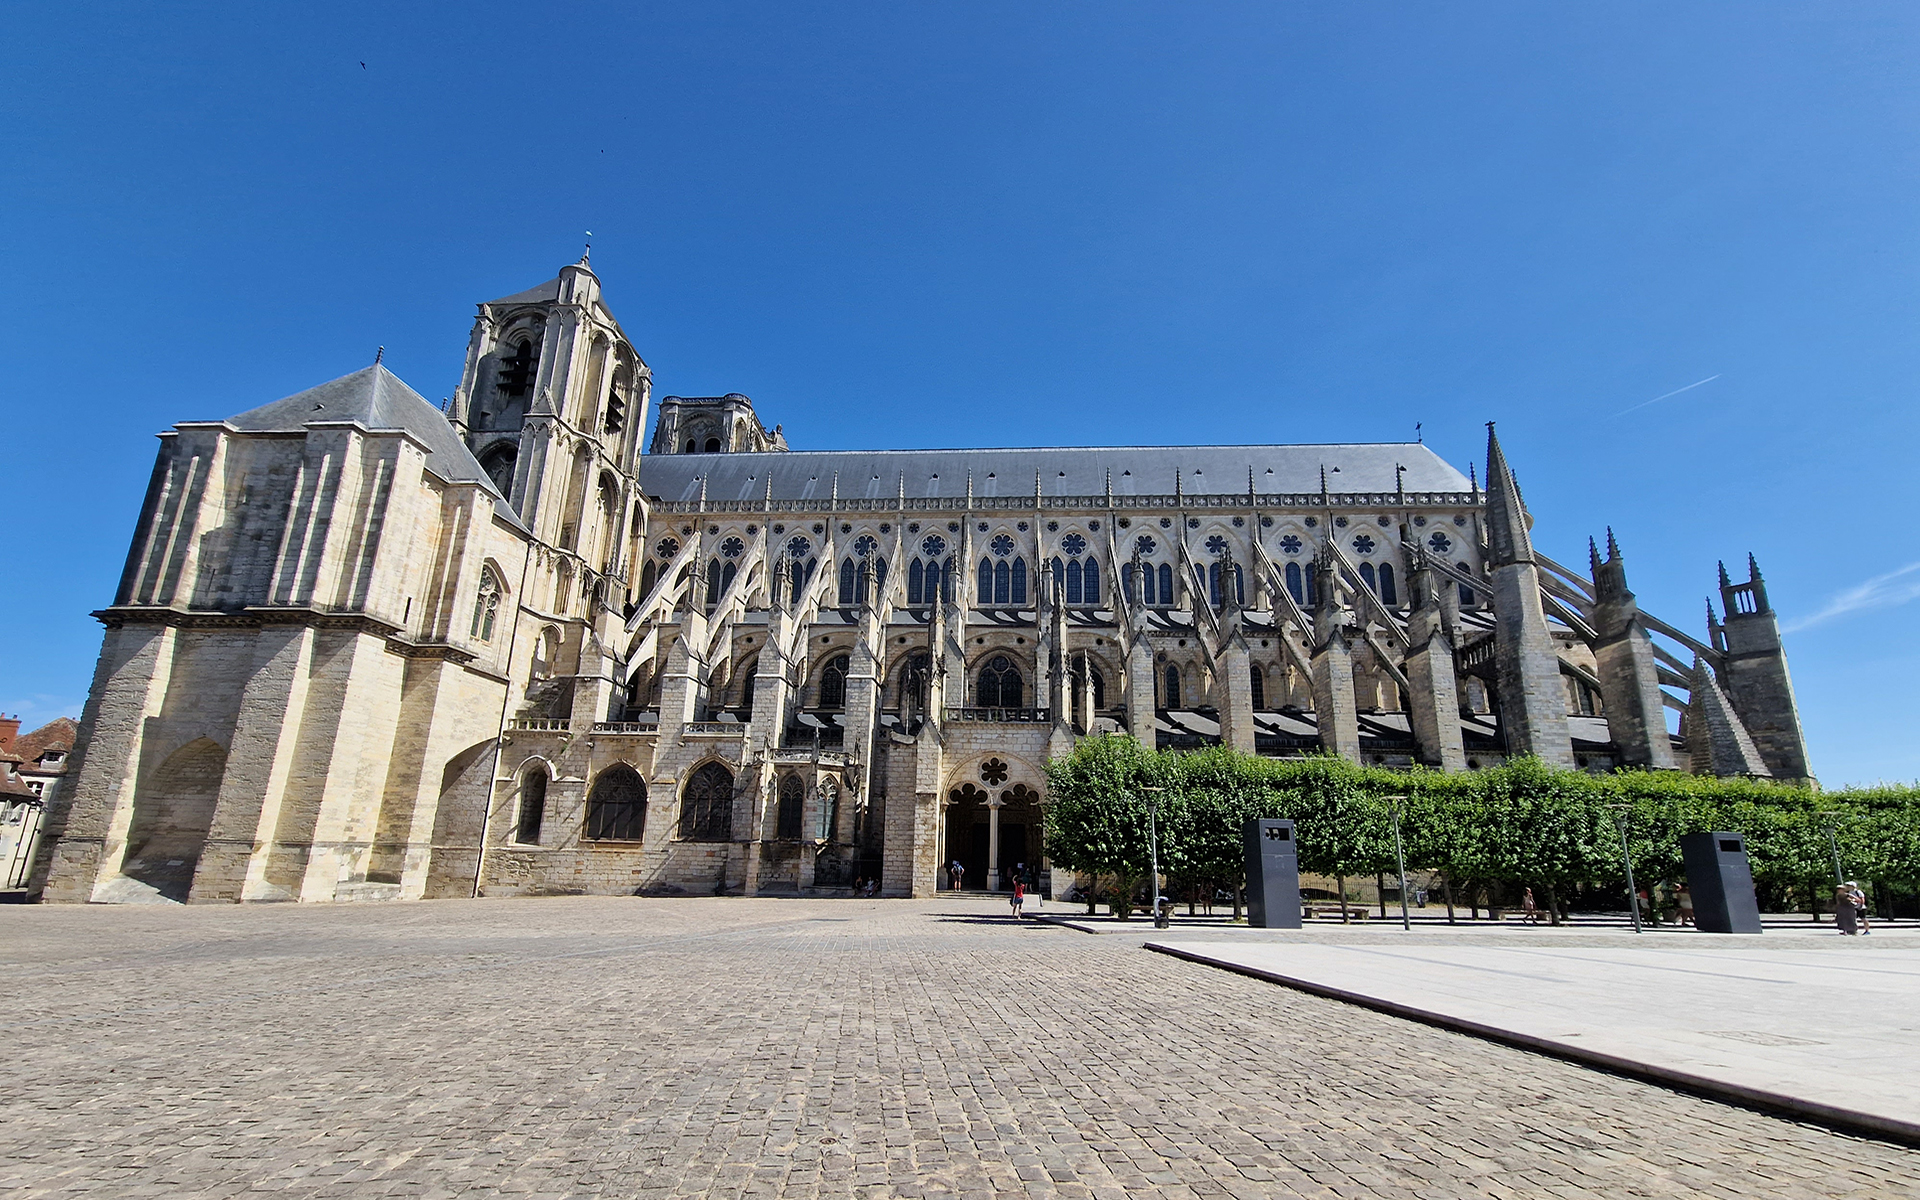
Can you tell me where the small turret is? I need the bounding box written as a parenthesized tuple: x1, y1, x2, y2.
(1483, 424, 1534, 567)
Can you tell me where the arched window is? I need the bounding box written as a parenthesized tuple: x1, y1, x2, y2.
(1378, 563, 1397, 606)
(704, 436, 722, 453)
(1305, 563, 1319, 607)
(939, 557, 955, 602)
(776, 773, 805, 840)
(976, 655, 1023, 708)
(737, 656, 758, 711)
(820, 654, 850, 709)
(900, 651, 932, 712)
(515, 767, 547, 845)
(977, 557, 993, 604)
(791, 557, 816, 606)
(706, 558, 723, 607)
(1010, 558, 1027, 605)
(1083, 557, 1100, 604)
(1157, 563, 1173, 606)
(638, 558, 658, 602)
(1359, 562, 1377, 594)
(479, 444, 517, 496)
(908, 559, 925, 605)
(1088, 663, 1106, 710)
(1285, 561, 1304, 605)
(1208, 562, 1222, 608)
(1250, 664, 1265, 711)
(498, 338, 536, 397)
(1164, 663, 1181, 708)
(839, 558, 857, 605)
(471, 569, 502, 641)
(1457, 563, 1475, 607)
(585, 764, 647, 841)
(678, 761, 733, 841)
(1065, 558, 1082, 605)
(993, 560, 1010, 605)
(719, 560, 737, 598)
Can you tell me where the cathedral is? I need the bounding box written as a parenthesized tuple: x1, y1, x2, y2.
(31, 258, 1812, 904)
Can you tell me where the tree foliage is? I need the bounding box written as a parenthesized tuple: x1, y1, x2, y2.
(1042, 739, 1920, 909)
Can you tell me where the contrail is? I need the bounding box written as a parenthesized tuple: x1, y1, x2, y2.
(1613, 373, 1722, 417)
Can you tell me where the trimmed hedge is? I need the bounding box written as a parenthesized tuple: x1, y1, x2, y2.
(1043, 737, 1920, 915)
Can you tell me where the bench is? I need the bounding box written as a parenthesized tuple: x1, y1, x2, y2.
(1304, 904, 1368, 920)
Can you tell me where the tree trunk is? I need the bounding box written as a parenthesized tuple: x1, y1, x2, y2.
(1336, 874, 1348, 923)
(1377, 872, 1388, 919)
(1546, 881, 1561, 926)
(1233, 885, 1244, 923)
(1188, 882, 1197, 917)
(1442, 875, 1456, 924)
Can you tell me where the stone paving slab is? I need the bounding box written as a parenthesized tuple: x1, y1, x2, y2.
(2, 896, 1917, 1198)
(1149, 937, 1920, 1144)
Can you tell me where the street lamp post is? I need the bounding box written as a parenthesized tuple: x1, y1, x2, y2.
(1385, 794, 1411, 931)
(1609, 804, 1641, 934)
(1144, 785, 1165, 926)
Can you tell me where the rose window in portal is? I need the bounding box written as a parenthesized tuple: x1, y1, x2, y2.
(979, 758, 1010, 786)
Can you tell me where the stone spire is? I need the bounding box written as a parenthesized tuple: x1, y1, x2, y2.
(1484, 423, 1533, 566)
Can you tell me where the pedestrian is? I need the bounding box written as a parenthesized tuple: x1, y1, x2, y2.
(1834, 883, 1858, 935)
(1847, 881, 1871, 935)
(1011, 876, 1026, 918)
(1521, 886, 1540, 924)
(1676, 883, 1695, 926)
(950, 860, 964, 891)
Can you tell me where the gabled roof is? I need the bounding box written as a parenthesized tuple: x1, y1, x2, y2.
(637, 442, 1474, 505)
(12, 717, 76, 768)
(222, 365, 524, 528)
(485, 277, 562, 308)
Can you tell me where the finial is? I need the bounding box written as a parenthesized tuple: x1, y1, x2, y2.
(1748, 551, 1762, 582)
(374, 346, 384, 365)
(1469, 462, 1478, 497)
(1415, 421, 1423, 444)
(1588, 536, 1602, 575)
(1394, 463, 1406, 499)
(1606, 526, 1620, 561)
(1717, 560, 1731, 588)
(1706, 598, 1719, 626)
(581, 230, 592, 265)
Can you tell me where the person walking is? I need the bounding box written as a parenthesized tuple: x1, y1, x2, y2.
(950, 860, 965, 891)
(1847, 881, 1871, 935)
(1834, 883, 1858, 934)
(1521, 887, 1540, 924)
(1676, 883, 1695, 927)
(1010, 876, 1026, 918)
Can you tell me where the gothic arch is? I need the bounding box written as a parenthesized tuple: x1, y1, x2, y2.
(585, 763, 648, 841)
(678, 759, 735, 842)
(513, 757, 554, 846)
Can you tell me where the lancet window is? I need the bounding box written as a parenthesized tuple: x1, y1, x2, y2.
(585, 764, 647, 841)
(776, 773, 805, 841)
(471, 569, 502, 641)
(975, 655, 1023, 708)
(515, 767, 547, 845)
(678, 762, 733, 842)
(819, 654, 851, 710)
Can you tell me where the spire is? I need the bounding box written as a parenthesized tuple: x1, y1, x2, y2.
(374, 346, 384, 365)
(1717, 560, 1731, 588)
(1483, 422, 1534, 566)
(1606, 526, 1620, 562)
(1588, 536, 1602, 576)
(1469, 461, 1479, 500)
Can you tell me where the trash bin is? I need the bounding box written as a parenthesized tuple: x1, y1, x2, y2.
(1154, 899, 1172, 929)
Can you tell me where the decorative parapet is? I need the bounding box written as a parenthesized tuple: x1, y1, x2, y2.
(590, 721, 658, 735)
(770, 748, 850, 768)
(944, 707, 1051, 724)
(649, 491, 1484, 516)
(506, 717, 572, 733)
(682, 721, 747, 737)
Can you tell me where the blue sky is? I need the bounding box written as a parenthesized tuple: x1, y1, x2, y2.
(3, 4, 1916, 782)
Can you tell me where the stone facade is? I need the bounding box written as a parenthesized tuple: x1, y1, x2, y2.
(32, 261, 1816, 904)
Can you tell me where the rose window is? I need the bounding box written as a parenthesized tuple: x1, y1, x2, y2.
(1061, 533, 1087, 556)
(990, 534, 1016, 557)
(979, 758, 1010, 786)
(853, 534, 879, 558)
(719, 536, 745, 559)
(921, 535, 947, 557)
(1427, 532, 1453, 555)
(654, 538, 680, 559)
(787, 535, 812, 557)
(1278, 535, 1303, 555)
(1205, 534, 1229, 556)
(1135, 535, 1157, 556)
(1351, 535, 1376, 555)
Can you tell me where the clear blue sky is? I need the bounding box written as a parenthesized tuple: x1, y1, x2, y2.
(4, 4, 1915, 783)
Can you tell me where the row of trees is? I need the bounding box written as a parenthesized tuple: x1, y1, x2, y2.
(1042, 736, 1920, 921)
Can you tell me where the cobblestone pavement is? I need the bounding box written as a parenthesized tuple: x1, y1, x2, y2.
(1, 896, 1913, 1198)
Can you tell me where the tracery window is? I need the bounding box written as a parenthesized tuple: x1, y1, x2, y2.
(1352, 534, 1377, 555)
(976, 655, 1023, 708)
(471, 569, 502, 641)
(899, 651, 932, 713)
(655, 537, 680, 559)
(1205, 534, 1229, 556)
(788, 556, 818, 606)
(1278, 534, 1303, 555)
(787, 535, 812, 558)
(1428, 531, 1453, 555)
(719, 535, 744, 558)
(819, 654, 851, 709)
(515, 767, 547, 845)
(497, 338, 537, 397)
(1061, 532, 1087, 556)
(1250, 664, 1265, 710)
(678, 761, 734, 842)
(776, 773, 804, 841)
(1163, 663, 1181, 708)
(990, 533, 1016, 557)
(1207, 561, 1244, 608)
(1135, 535, 1157, 556)
(1285, 561, 1304, 606)
(853, 534, 879, 558)
(1457, 562, 1476, 608)
(1378, 563, 1397, 605)
(907, 556, 954, 605)
(586, 764, 647, 841)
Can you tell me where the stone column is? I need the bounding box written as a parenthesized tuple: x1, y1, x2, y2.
(987, 797, 1002, 891)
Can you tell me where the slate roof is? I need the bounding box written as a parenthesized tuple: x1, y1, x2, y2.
(222, 366, 523, 527)
(636, 443, 1474, 506)
(11, 718, 76, 771)
(485, 277, 562, 309)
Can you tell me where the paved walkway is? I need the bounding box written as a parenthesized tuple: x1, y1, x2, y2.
(1149, 937, 1920, 1144)
(2, 896, 1915, 1198)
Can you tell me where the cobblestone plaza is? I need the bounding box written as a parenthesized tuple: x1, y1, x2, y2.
(3, 897, 1912, 1198)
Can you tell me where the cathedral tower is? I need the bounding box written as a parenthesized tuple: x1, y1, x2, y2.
(1589, 531, 1676, 769)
